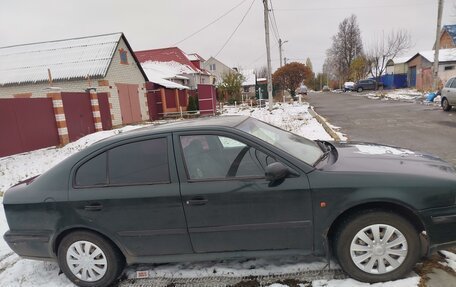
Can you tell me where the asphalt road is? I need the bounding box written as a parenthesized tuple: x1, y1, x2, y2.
(304, 92, 456, 165)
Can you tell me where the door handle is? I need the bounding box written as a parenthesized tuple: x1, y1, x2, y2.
(84, 203, 103, 211)
(186, 198, 208, 206)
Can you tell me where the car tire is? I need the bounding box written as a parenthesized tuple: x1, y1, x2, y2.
(58, 231, 125, 287)
(357, 87, 363, 92)
(334, 210, 420, 283)
(442, 98, 452, 111)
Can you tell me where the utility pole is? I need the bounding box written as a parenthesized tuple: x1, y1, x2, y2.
(433, 0, 444, 90)
(279, 38, 288, 67)
(263, 0, 273, 111)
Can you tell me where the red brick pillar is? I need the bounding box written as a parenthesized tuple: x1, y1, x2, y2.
(89, 90, 103, 131)
(47, 91, 69, 145)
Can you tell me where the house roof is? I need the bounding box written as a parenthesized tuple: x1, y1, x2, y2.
(387, 55, 414, 65)
(0, 32, 148, 86)
(240, 69, 256, 86)
(135, 47, 210, 75)
(417, 48, 456, 63)
(141, 61, 189, 89)
(443, 24, 456, 45)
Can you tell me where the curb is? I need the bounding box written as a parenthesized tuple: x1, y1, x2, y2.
(308, 106, 342, 142)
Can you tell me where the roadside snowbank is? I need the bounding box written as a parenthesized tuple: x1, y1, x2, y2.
(222, 103, 333, 141)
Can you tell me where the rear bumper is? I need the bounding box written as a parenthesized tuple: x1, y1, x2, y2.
(419, 205, 456, 254)
(4, 230, 55, 260)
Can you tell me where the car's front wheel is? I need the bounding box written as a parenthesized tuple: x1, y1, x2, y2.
(58, 231, 124, 287)
(357, 87, 363, 92)
(442, 97, 452, 111)
(335, 210, 420, 283)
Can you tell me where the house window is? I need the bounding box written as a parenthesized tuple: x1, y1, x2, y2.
(210, 64, 216, 71)
(119, 49, 128, 65)
(444, 66, 455, 71)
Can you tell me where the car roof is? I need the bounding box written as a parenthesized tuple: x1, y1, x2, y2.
(101, 115, 250, 143)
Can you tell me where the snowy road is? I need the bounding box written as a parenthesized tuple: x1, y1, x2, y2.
(305, 91, 456, 165)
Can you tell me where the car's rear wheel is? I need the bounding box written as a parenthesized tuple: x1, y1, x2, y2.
(58, 231, 124, 287)
(357, 87, 363, 92)
(442, 98, 452, 111)
(334, 210, 420, 283)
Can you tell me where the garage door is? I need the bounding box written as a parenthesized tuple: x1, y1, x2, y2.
(0, 98, 59, 157)
(61, 92, 95, 142)
(116, 83, 141, 124)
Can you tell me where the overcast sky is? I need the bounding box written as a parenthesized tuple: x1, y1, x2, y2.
(1, 0, 456, 73)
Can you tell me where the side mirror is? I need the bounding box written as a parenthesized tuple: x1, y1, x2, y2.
(265, 162, 290, 182)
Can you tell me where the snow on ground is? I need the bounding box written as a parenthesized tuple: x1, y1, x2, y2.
(313, 275, 420, 287)
(440, 250, 456, 272)
(0, 104, 422, 286)
(0, 124, 151, 193)
(222, 102, 333, 141)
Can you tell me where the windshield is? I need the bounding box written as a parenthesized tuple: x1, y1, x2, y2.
(236, 118, 324, 165)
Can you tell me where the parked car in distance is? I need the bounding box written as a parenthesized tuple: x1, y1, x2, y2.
(353, 79, 383, 92)
(441, 77, 456, 111)
(322, 85, 330, 91)
(295, 84, 308, 95)
(344, 81, 355, 92)
(3, 116, 456, 286)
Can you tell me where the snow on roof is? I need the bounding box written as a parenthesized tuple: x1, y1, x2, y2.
(135, 47, 209, 75)
(188, 53, 205, 62)
(240, 69, 256, 86)
(0, 33, 122, 86)
(418, 48, 456, 63)
(141, 61, 189, 89)
(141, 61, 192, 78)
(389, 55, 414, 65)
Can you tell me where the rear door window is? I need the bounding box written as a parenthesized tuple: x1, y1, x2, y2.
(75, 138, 169, 187)
(108, 138, 169, 185)
(75, 152, 107, 186)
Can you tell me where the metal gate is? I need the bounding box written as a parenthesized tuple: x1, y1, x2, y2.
(97, 93, 112, 130)
(147, 90, 163, 121)
(0, 98, 59, 157)
(197, 84, 217, 116)
(61, 92, 95, 142)
(116, 83, 142, 124)
(409, 66, 417, 87)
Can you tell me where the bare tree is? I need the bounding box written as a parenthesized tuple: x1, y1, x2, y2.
(366, 30, 412, 80)
(325, 15, 363, 83)
(255, 66, 268, 78)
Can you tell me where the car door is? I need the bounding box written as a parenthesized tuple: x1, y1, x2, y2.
(174, 131, 313, 254)
(68, 134, 193, 257)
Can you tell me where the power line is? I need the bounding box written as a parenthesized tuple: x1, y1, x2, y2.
(269, 0, 281, 39)
(214, 0, 256, 57)
(248, 42, 279, 66)
(268, 15, 279, 42)
(172, 0, 248, 46)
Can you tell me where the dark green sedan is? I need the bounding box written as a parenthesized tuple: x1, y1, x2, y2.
(3, 116, 456, 287)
